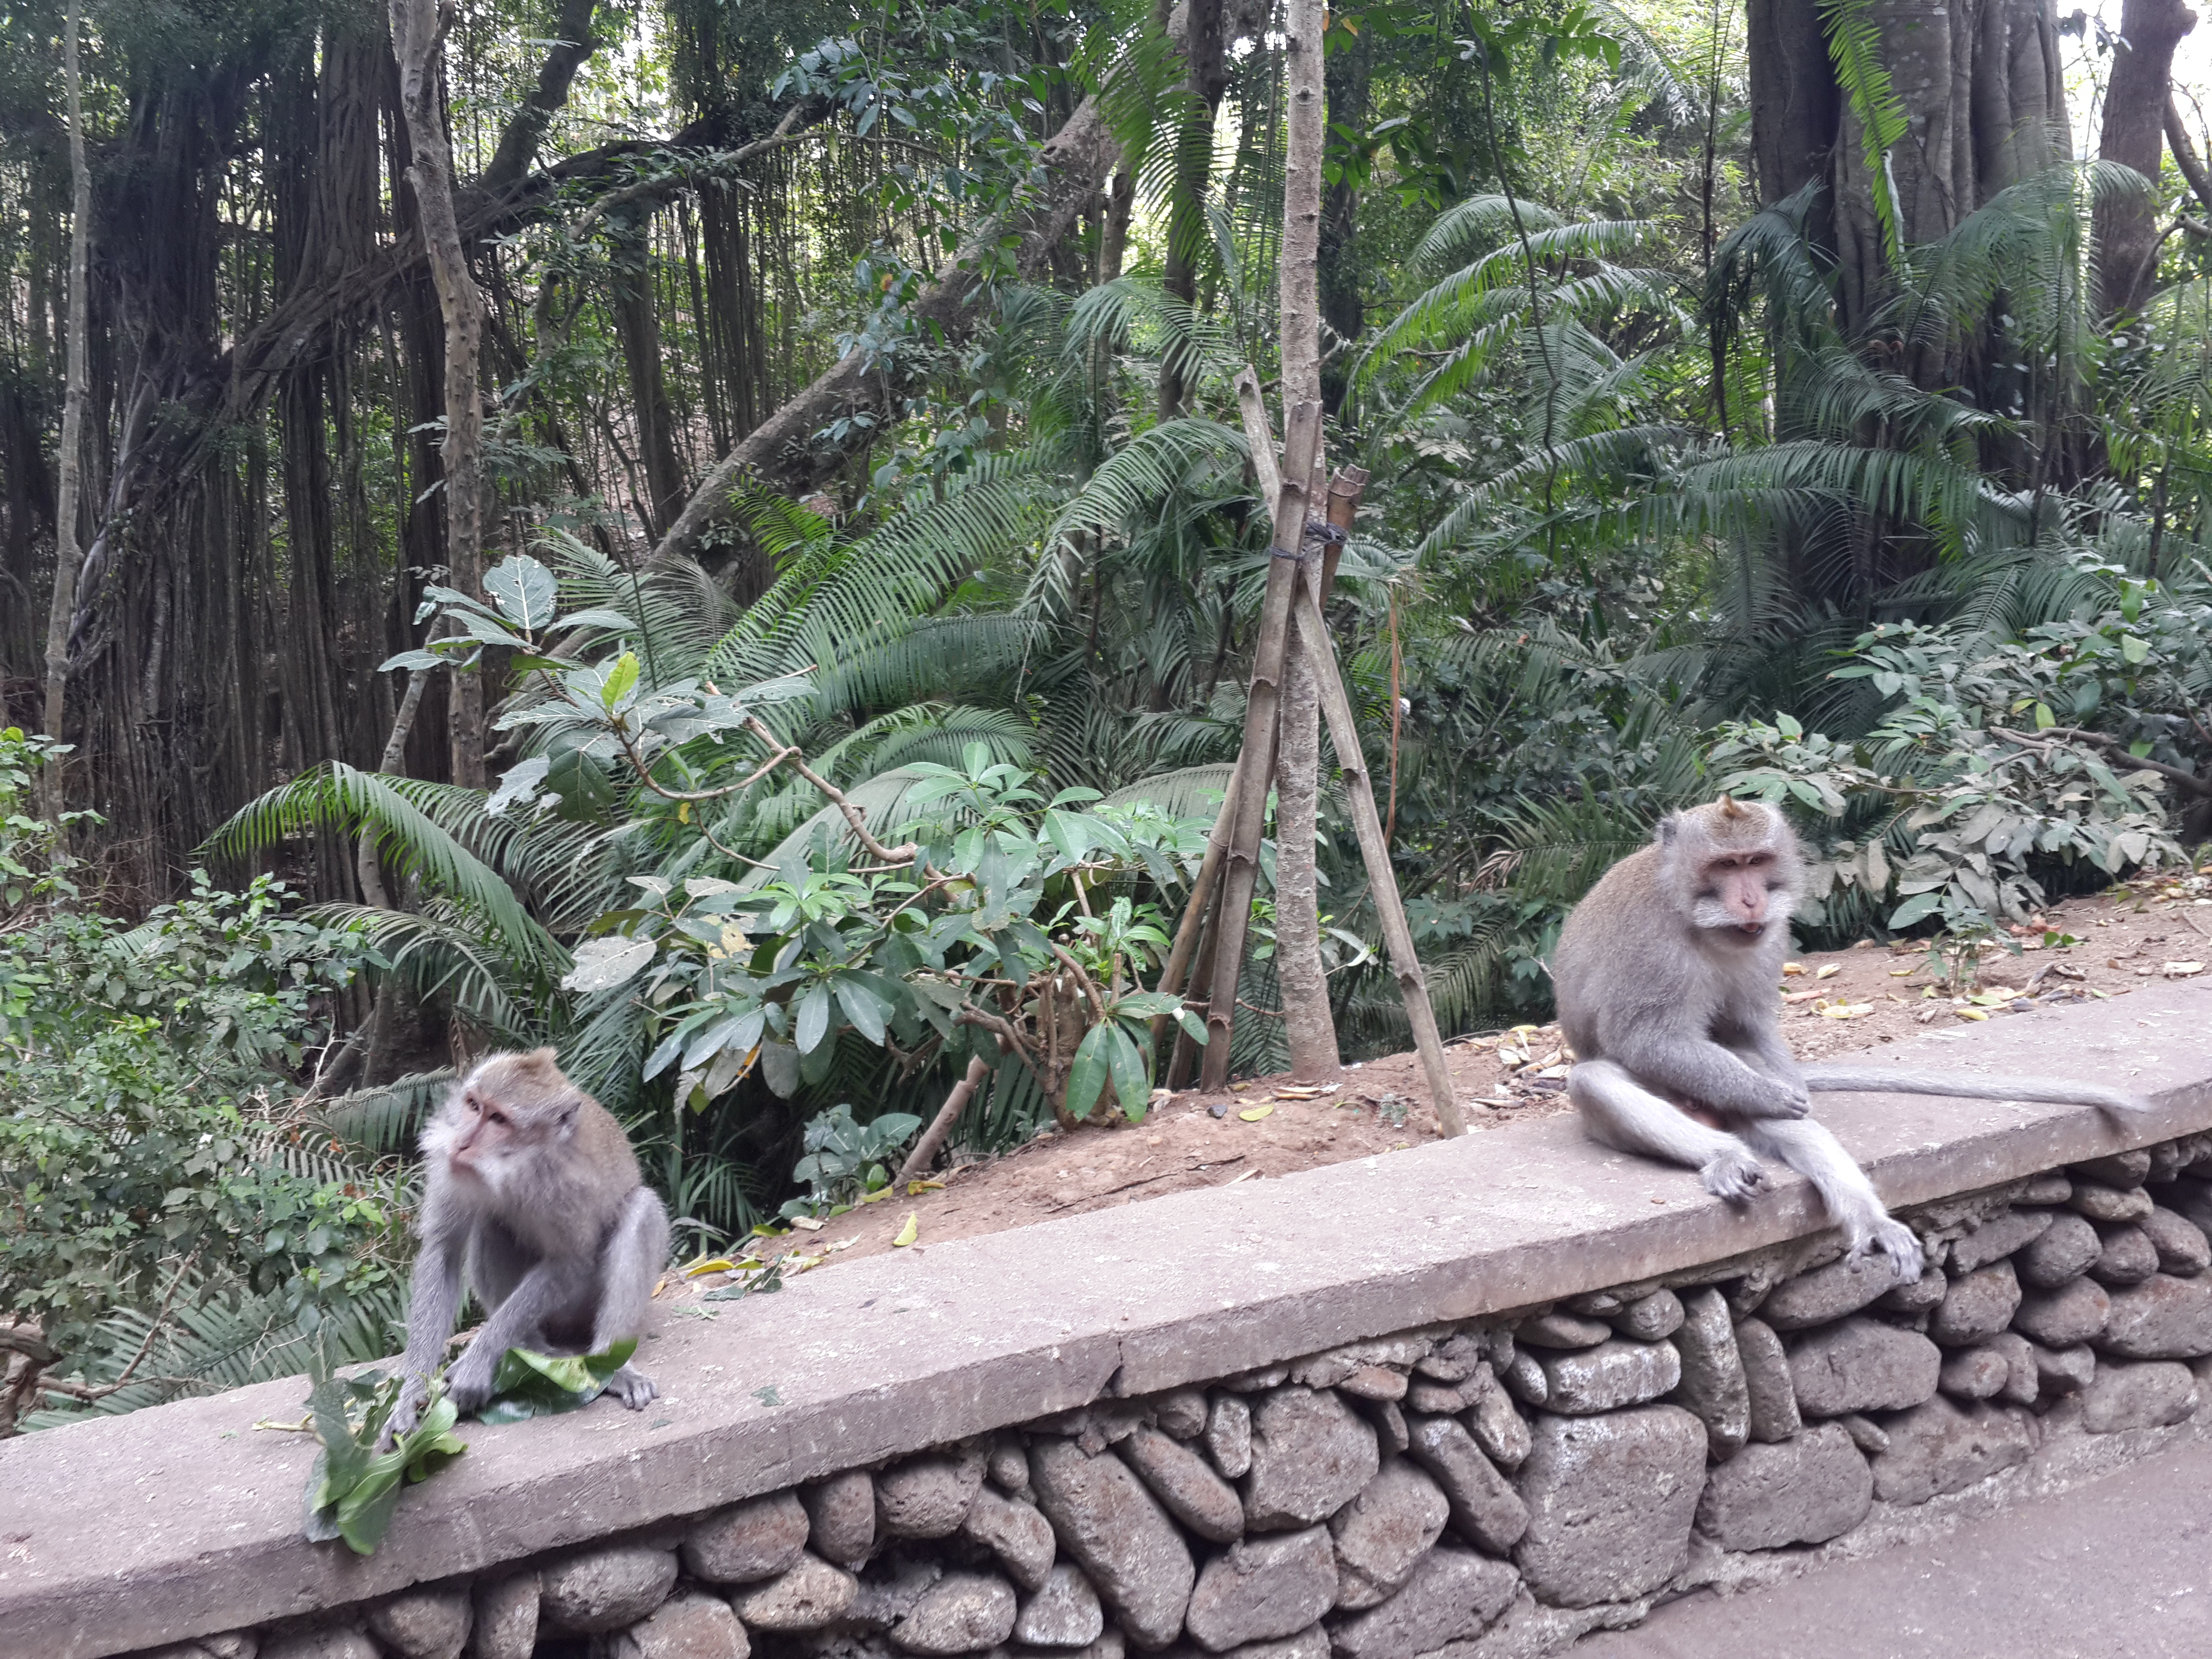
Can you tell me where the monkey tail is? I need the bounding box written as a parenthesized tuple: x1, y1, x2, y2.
(1802, 1065, 2154, 1116)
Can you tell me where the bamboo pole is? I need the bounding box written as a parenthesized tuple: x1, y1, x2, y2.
(1199, 400, 1325, 1091)
(1290, 566, 1466, 1137)
(1149, 743, 1248, 1048)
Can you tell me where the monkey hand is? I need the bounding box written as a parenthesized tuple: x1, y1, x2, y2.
(378, 1372, 433, 1452)
(1698, 1146, 1768, 1204)
(442, 1348, 501, 1419)
(1847, 1217, 1926, 1283)
(1738, 1073, 1811, 1120)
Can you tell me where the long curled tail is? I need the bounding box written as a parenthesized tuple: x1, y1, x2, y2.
(1803, 1065, 2153, 1116)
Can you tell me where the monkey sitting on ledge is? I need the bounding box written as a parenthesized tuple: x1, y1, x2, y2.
(382, 1049, 670, 1444)
(1553, 797, 2150, 1281)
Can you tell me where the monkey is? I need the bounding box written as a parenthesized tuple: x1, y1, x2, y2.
(382, 1048, 670, 1443)
(1552, 797, 2151, 1281)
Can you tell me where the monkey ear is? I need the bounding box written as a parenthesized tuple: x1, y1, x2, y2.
(1717, 795, 1748, 820)
(1656, 814, 1679, 846)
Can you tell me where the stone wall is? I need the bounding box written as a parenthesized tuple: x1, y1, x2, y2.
(127, 1128, 2212, 1659)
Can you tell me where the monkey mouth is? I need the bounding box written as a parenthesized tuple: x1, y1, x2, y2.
(1733, 922, 1765, 938)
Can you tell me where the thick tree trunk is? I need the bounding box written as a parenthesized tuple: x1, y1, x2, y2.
(391, 0, 488, 789)
(1318, 25, 1373, 414)
(2096, 0, 2199, 316)
(36, 0, 91, 821)
(610, 213, 690, 535)
(1271, 0, 1337, 1085)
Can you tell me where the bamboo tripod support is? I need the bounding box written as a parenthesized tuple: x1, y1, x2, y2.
(1159, 390, 1466, 1135)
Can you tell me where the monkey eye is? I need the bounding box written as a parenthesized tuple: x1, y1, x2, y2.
(488, 1111, 509, 1127)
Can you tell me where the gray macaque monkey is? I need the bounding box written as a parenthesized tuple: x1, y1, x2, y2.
(1553, 797, 2150, 1280)
(382, 1048, 670, 1443)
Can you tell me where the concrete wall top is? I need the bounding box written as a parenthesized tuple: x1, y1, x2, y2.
(4, 981, 2207, 1657)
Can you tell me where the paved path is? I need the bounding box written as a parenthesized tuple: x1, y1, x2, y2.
(1573, 1437, 2212, 1659)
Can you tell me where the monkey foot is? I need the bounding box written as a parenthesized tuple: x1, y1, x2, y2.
(603, 1363, 656, 1411)
(1848, 1219, 1926, 1282)
(1699, 1149, 1768, 1204)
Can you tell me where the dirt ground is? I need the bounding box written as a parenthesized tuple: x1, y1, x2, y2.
(663, 868, 2212, 1301)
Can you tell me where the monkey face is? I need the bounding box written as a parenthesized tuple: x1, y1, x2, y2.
(1690, 848, 1788, 939)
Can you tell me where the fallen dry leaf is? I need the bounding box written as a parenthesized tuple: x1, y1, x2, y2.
(892, 1213, 919, 1247)
(1239, 1104, 1275, 1122)
(1815, 964, 1842, 980)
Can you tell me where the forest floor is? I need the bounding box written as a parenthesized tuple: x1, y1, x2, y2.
(662, 868, 2212, 1299)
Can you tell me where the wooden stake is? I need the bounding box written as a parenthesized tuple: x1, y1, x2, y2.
(1290, 566, 1466, 1137)
(1150, 744, 1249, 1050)
(1199, 399, 1325, 1091)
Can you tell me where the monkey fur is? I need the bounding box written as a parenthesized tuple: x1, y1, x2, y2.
(1553, 797, 2151, 1280)
(383, 1048, 670, 1443)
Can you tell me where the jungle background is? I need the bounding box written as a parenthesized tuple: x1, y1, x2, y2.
(8, 0, 2212, 1428)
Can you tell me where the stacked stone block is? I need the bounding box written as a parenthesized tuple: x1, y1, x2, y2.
(138, 1133, 2212, 1659)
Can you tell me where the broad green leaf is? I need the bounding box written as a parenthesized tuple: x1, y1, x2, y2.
(483, 554, 561, 631)
(795, 982, 834, 1054)
(1065, 1023, 1113, 1119)
(834, 977, 890, 1044)
(485, 756, 551, 817)
(377, 648, 445, 673)
(1174, 1008, 1209, 1044)
(474, 1340, 638, 1425)
(1105, 1021, 1150, 1120)
(1887, 891, 1945, 928)
(2121, 634, 2150, 664)
(602, 651, 641, 708)
(2034, 702, 2056, 730)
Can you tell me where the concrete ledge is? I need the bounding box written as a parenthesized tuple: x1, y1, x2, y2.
(3, 980, 2205, 1657)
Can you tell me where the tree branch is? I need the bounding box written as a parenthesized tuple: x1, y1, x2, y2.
(1992, 724, 2212, 797)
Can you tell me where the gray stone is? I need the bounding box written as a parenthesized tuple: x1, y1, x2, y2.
(1876, 1268, 1948, 1314)
(1222, 1364, 1291, 1392)
(2016, 1172, 2074, 1205)
(989, 1439, 1033, 1493)
(2098, 1273, 2212, 1358)
(1015, 1565, 1105, 1648)
(1929, 1262, 2022, 1346)
(1735, 1317, 1802, 1443)
(1671, 1288, 1750, 1459)
(1692, 1422, 1872, 1551)
(684, 1491, 811, 1585)
(728, 1555, 861, 1632)
(1328, 1459, 1449, 1610)
(202, 1641, 256, 1659)
(1327, 1549, 1519, 1659)
(1869, 1396, 2034, 1505)
(1017, 1633, 1125, 1659)
(1416, 1334, 1484, 1382)
(1030, 1437, 1195, 1649)
(1292, 1337, 1433, 1388)
(960, 1486, 1057, 1593)
(1787, 1318, 1941, 1417)
(1500, 1351, 1549, 1406)
(1121, 1425, 1243, 1544)
(847, 1557, 946, 1633)
(365, 1588, 470, 1659)
(1760, 1256, 1895, 1331)
(2142, 1207, 2212, 1276)
(1536, 1337, 1680, 1415)
(1242, 1387, 1379, 1530)
(2028, 1340, 2097, 1395)
(2069, 1182, 2154, 1223)
(1212, 1628, 1326, 1659)
(803, 1470, 878, 1566)
(1947, 1209, 2054, 1274)
(470, 1573, 539, 1659)
(2088, 1223, 2160, 1287)
(1358, 1396, 1409, 1456)
(1513, 1405, 1707, 1608)
(1609, 1290, 1685, 1342)
(1468, 1371, 1531, 1470)
(879, 1454, 986, 1540)
(2014, 1276, 2112, 1344)
(1515, 1310, 1611, 1349)
(2159, 1180, 2212, 1239)
(1983, 1332, 2041, 1406)
(1205, 1394, 1252, 1479)
(1185, 1527, 1337, 1652)
(258, 1633, 377, 1659)
(1154, 1389, 1210, 1439)
(1404, 1370, 1483, 1414)
(1403, 1414, 1530, 1553)
(1340, 1366, 1409, 1402)
(2081, 1359, 2199, 1432)
(2017, 1214, 2103, 1289)
(1937, 1346, 2009, 1400)
(540, 1545, 679, 1636)
(1835, 1414, 1888, 1454)
(610, 1594, 751, 1659)
(892, 1573, 1020, 1655)
(2073, 1149, 2154, 1187)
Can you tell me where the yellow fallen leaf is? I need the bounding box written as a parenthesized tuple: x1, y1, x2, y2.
(682, 1257, 737, 1278)
(907, 1178, 945, 1194)
(1815, 964, 1842, 980)
(1230, 1081, 1250, 1092)
(1781, 962, 1806, 976)
(892, 1213, 919, 1247)
(825, 1237, 857, 1252)
(789, 1214, 825, 1232)
(1889, 967, 1919, 977)
(1819, 1003, 1874, 1020)
(1275, 1085, 1324, 1099)
(1782, 989, 1824, 1004)
(2164, 961, 2205, 977)
(1239, 1104, 1275, 1122)
(1956, 1007, 1990, 1021)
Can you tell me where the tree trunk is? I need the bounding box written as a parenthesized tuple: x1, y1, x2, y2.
(391, 0, 488, 790)
(609, 210, 690, 536)
(1271, 0, 1337, 1085)
(36, 0, 91, 821)
(1158, 0, 1227, 420)
(2097, 0, 2199, 316)
(1318, 24, 1373, 413)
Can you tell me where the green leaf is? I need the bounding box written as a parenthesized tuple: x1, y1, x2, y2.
(2034, 702, 2056, 730)
(377, 648, 446, 673)
(795, 982, 834, 1054)
(2121, 634, 2150, 664)
(1105, 1021, 1150, 1120)
(1066, 1023, 1113, 1119)
(562, 935, 655, 994)
(1887, 891, 1946, 929)
(833, 978, 889, 1045)
(602, 652, 641, 709)
(474, 1340, 638, 1425)
(1174, 1007, 1209, 1044)
(482, 555, 561, 631)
